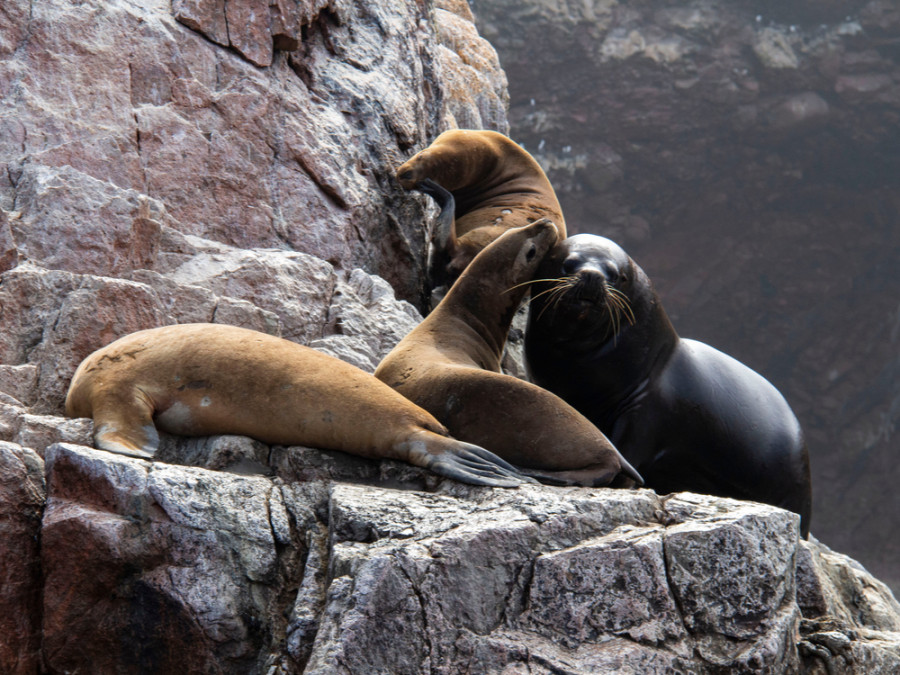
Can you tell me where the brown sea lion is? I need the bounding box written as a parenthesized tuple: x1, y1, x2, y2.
(524, 234, 812, 536)
(397, 129, 566, 285)
(64, 323, 535, 487)
(374, 219, 642, 487)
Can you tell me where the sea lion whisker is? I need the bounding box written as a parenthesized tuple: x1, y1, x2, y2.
(611, 291, 636, 325)
(528, 285, 566, 305)
(606, 288, 636, 327)
(539, 291, 571, 321)
(527, 279, 574, 307)
(605, 292, 622, 315)
(610, 301, 622, 343)
(535, 283, 575, 320)
(502, 277, 571, 294)
(537, 290, 566, 320)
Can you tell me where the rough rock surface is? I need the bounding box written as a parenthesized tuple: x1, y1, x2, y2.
(1, 0, 899, 672)
(0, 442, 45, 675)
(0, 0, 508, 410)
(27, 441, 900, 673)
(473, 0, 900, 594)
(1, 0, 507, 308)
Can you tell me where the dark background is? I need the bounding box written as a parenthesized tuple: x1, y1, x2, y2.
(473, 0, 900, 591)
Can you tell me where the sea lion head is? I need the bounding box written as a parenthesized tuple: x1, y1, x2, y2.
(438, 217, 559, 349)
(453, 217, 559, 292)
(398, 131, 566, 294)
(529, 234, 640, 348)
(489, 218, 561, 304)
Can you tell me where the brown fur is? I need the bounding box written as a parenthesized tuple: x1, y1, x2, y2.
(397, 129, 566, 283)
(65, 323, 533, 487)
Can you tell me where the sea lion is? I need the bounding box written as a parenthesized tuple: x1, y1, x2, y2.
(524, 234, 812, 535)
(397, 129, 566, 286)
(374, 218, 642, 487)
(65, 323, 535, 488)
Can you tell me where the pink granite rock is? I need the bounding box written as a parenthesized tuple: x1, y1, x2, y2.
(0, 442, 45, 675)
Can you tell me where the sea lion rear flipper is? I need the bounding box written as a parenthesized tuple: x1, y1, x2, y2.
(401, 431, 537, 488)
(90, 393, 160, 460)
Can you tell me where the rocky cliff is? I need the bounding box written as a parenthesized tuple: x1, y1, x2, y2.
(1, 0, 899, 672)
(473, 0, 900, 595)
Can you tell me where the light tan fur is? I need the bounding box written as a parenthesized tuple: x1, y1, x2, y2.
(65, 323, 532, 487)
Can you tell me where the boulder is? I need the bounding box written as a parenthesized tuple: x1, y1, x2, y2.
(29, 442, 900, 673)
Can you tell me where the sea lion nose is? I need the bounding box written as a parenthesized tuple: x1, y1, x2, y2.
(577, 269, 607, 297)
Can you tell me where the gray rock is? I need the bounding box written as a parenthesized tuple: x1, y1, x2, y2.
(2, 0, 899, 671)
(16, 439, 900, 673)
(167, 246, 336, 343)
(40, 443, 297, 673)
(0, 442, 45, 675)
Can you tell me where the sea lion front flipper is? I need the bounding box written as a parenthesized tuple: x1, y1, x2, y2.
(416, 178, 461, 293)
(400, 431, 536, 488)
(90, 391, 160, 460)
(416, 178, 457, 249)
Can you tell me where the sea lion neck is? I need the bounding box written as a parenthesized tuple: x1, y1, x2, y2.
(434, 220, 558, 362)
(436, 267, 525, 362)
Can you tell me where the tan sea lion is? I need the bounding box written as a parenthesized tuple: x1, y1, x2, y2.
(64, 323, 534, 487)
(397, 129, 566, 285)
(374, 219, 642, 487)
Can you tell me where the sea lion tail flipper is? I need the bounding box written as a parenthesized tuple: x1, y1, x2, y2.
(90, 394, 160, 460)
(402, 431, 537, 488)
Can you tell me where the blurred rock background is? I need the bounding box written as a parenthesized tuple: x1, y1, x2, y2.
(473, 0, 900, 594)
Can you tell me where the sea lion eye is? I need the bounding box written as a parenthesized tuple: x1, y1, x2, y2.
(526, 243, 537, 261)
(562, 257, 581, 274)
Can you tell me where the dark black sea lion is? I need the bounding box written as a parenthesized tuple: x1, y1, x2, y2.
(524, 234, 812, 536)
